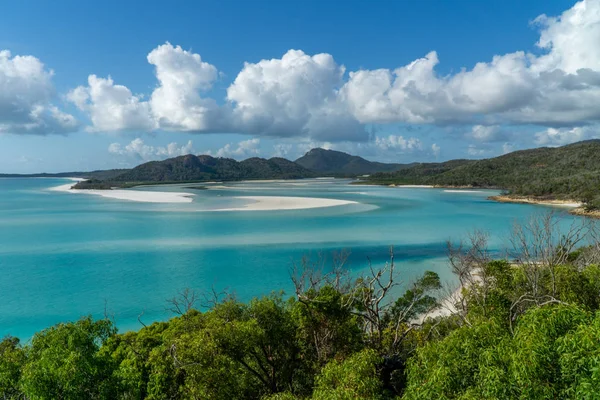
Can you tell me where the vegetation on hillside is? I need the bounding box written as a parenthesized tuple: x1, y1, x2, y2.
(73, 155, 317, 189)
(72, 148, 408, 189)
(2, 213, 600, 399)
(365, 140, 600, 209)
(295, 148, 407, 176)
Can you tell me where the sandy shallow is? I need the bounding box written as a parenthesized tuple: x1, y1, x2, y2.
(390, 184, 434, 188)
(444, 190, 485, 193)
(213, 196, 358, 211)
(49, 179, 359, 210)
(50, 179, 195, 204)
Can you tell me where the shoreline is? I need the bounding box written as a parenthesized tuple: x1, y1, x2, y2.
(489, 195, 600, 219)
(211, 196, 358, 212)
(50, 178, 196, 204)
(49, 179, 359, 210)
(388, 184, 434, 188)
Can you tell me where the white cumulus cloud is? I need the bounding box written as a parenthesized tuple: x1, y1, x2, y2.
(468, 125, 508, 142)
(227, 50, 365, 141)
(535, 126, 599, 146)
(68, 75, 155, 132)
(374, 135, 423, 151)
(0, 50, 78, 135)
(210, 138, 261, 159)
(109, 137, 195, 161)
(65, 0, 600, 146)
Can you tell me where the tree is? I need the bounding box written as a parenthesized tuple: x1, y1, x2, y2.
(20, 317, 117, 400)
(312, 349, 384, 400)
(0, 336, 26, 399)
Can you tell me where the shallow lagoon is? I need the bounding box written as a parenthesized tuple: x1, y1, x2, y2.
(0, 178, 584, 339)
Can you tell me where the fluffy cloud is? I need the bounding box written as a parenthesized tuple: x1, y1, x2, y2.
(272, 143, 293, 158)
(68, 75, 155, 132)
(467, 125, 509, 142)
(0, 50, 78, 135)
(227, 50, 365, 141)
(431, 143, 441, 158)
(211, 138, 261, 159)
(374, 135, 422, 151)
(341, 0, 600, 128)
(148, 43, 224, 131)
(467, 145, 488, 156)
(109, 137, 194, 161)
(534, 126, 599, 146)
(65, 0, 600, 146)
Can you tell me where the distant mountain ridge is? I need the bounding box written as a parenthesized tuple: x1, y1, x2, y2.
(109, 154, 315, 183)
(295, 148, 408, 175)
(67, 148, 408, 188)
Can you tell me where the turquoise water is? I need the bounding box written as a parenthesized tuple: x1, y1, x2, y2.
(0, 178, 585, 339)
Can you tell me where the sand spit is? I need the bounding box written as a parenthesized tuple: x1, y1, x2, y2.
(212, 196, 358, 211)
(50, 179, 195, 204)
(389, 184, 434, 188)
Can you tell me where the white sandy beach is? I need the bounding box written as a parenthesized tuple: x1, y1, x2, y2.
(490, 195, 583, 208)
(213, 196, 358, 211)
(444, 190, 485, 193)
(390, 184, 434, 188)
(50, 178, 195, 204)
(49, 179, 359, 210)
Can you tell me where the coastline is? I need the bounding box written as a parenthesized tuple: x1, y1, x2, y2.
(50, 178, 196, 204)
(388, 184, 434, 188)
(489, 195, 600, 219)
(49, 179, 359, 210)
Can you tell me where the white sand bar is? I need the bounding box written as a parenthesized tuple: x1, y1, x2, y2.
(444, 190, 485, 193)
(390, 184, 434, 188)
(214, 196, 358, 211)
(49, 179, 195, 204)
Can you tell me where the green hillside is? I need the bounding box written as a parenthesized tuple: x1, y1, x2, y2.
(295, 148, 408, 176)
(104, 154, 315, 183)
(365, 140, 600, 207)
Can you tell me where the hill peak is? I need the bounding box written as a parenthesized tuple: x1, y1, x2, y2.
(296, 147, 403, 175)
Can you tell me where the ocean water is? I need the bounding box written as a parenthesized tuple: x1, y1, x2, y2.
(0, 178, 586, 339)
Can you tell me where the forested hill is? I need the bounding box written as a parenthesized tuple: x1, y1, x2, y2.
(109, 154, 315, 182)
(72, 148, 409, 188)
(365, 140, 600, 206)
(295, 148, 408, 175)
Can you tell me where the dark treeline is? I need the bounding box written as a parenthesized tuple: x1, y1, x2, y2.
(3, 214, 600, 399)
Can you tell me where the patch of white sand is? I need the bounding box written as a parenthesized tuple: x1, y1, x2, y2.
(392, 184, 434, 188)
(213, 196, 358, 211)
(542, 202, 582, 208)
(49, 179, 195, 204)
(444, 190, 485, 193)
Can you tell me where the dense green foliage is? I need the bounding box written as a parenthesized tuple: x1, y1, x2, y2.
(295, 148, 407, 176)
(111, 155, 314, 183)
(73, 155, 317, 188)
(3, 219, 600, 399)
(366, 140, 600, 207)
(73, 148, 409, 188)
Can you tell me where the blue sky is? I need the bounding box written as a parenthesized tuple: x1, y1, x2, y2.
(0, 0, 597, 173)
